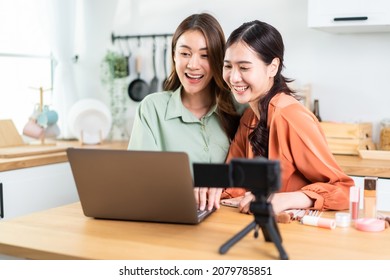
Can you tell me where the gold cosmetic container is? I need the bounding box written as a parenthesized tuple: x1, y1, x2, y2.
(363, 177, 378, 218)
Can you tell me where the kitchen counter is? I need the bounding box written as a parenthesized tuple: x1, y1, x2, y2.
(0, 142, 389, 178)
(0, 140, 128, 172)
(334, 154, 390, 178)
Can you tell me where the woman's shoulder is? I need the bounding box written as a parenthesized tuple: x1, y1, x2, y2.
(270, 93, 301, 109)
(270, 93, 310, 116)
(138, 91, 172, 108)
(141, 91, 171, 103)
(269, 93, 317, 125)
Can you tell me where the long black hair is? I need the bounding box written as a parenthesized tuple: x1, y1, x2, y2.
(225, 20, 295, 157)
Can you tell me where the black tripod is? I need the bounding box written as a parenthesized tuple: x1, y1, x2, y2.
(193, 157, 288, 259)
(219, 198, 289, 260)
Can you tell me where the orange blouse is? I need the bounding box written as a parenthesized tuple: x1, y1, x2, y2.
(223, 93, 354, 211)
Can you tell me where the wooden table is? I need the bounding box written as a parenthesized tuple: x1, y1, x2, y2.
(0, 202, 388, 260)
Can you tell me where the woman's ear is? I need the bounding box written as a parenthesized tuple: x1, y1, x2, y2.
(268, 57, 280, 78)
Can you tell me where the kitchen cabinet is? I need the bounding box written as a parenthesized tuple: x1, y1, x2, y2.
(308, 0, 390, 33)
(0, 162, 79, 221)
(350, 176, 390, 212)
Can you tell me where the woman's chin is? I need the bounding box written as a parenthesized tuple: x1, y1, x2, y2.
(233, 94, 249, 104)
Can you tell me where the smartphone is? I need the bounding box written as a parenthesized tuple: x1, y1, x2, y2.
(220, 196, 244, 208)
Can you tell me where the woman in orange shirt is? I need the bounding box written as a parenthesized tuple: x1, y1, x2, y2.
(222, 20, 354, 214)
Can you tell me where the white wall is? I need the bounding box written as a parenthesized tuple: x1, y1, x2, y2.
(103, 0, 390, 142)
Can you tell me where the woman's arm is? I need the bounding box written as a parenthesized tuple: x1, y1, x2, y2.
(238, 191, 313, 214)
(270, 102, 353, 211)
(128, 102, 159, 151)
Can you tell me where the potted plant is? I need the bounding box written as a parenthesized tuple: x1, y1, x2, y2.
(100, 50, 130, 140)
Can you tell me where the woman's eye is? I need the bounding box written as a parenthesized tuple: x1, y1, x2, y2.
(223, 64, 232, 69)
(180, 52, 190, 57)
(201, 54, 208, 59)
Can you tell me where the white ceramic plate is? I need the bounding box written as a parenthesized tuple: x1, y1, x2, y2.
(68, 99, 112, 144)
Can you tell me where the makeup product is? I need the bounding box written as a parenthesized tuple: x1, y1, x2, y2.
(349, 186, 360, 221)
(312, 99, 322, 122)
(335, 212, 351, 227)
(355, 218, 385, 232)
(300, 215, 336, 230)
(363, 177, 377, 218)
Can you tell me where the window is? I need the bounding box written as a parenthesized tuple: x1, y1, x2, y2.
(0, 0, 52, 134)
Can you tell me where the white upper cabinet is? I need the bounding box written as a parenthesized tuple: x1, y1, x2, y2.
(308, 0, 390, 33)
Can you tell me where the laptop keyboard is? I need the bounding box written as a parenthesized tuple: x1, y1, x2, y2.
(197, 208, 215, 222)
(197, 209, 208, 219)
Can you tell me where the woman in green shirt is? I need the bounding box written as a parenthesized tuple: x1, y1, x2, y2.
(128, 13, 240, 211)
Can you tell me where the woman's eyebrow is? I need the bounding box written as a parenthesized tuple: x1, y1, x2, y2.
(177, 44, 208, 51)
(224, 59, 252, 64)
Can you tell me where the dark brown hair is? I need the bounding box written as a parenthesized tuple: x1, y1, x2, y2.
(164, 13, 239, 141)
(225, 20, 295, 157)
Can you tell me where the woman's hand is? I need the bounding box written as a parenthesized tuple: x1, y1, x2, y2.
(238, 191, 314, 215)
(194, 187, 223, 211)
(238, 192, 255, 214)
(270, 192, 314, 214)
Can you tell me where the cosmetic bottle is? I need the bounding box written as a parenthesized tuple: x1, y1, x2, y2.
(312, 99, 322, 122)
(349, 186, 360, 222)
(363, 177, 377, 218)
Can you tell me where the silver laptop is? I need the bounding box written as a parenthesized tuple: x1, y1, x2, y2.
(66, 148, 214, 224)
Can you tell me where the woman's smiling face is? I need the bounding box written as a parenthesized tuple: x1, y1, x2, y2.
(174, 30, 213, 96)
(223, 41, 278, 109)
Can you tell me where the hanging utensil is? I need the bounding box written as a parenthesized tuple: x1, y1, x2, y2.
(128, 55, 149, 102)
(128, 38, 149, 102)
(149, 37, 158, 94)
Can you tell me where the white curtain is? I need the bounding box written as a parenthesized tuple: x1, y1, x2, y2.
(45, 0, 78, 139)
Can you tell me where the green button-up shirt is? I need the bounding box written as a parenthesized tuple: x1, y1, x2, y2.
(128, 88, 230, 165)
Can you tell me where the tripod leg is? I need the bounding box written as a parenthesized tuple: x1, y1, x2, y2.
(264, 221, 289, 260)
(261, 217, 281, 242)
(219, 221, 256, 254)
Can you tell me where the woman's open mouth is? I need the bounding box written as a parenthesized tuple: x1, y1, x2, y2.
(233, 86, 249, 93)
(185, 73, 204, 80)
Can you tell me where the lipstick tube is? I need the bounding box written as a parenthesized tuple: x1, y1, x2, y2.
(300, 215, 336, 229)
(349, 186, 360, 221)
(363, 177, 377, 218)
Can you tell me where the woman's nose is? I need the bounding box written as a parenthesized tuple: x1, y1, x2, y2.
(230, 68, 242, 83)
(187, 55, 200, 69)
